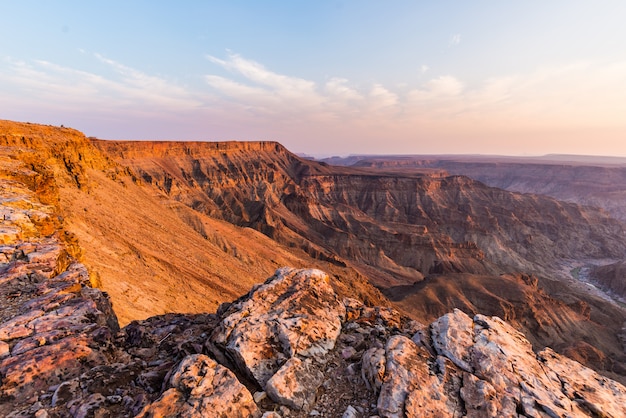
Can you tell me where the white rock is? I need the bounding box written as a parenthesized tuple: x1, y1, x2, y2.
(209, 268, 346, 387)
(361, 347, 385, 393)
(265, 357, 324, 411)
(137, 354, 260, 418)
(342, 405, 358, 418)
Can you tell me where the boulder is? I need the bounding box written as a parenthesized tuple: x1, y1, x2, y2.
(209, 267, 346, 387)
(136, 354, 260, 418)
(377, 335, 452, 418)
(265, 356, 324, 411)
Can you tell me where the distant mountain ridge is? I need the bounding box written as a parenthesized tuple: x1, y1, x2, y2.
(94, 139, 626, 283)
(321, 154, 626, 220)
(321, 153, 626, 166)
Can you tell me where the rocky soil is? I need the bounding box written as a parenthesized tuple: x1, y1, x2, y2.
(1, 120, 626, 416)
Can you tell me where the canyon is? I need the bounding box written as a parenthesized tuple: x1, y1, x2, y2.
(324, 153, 626, 306)
(1, 120, 626, 416)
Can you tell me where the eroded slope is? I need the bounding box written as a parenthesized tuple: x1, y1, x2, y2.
(94, 139, 626, 288)
(0, 121, 385, 326)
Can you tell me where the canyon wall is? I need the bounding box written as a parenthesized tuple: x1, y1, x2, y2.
(1, 120, 625, 413)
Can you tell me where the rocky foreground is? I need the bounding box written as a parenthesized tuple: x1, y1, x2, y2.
(0, 161, 624, 417)
(0, 126, 625, 417)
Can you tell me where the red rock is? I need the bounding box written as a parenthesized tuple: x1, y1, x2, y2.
(0, 335, 103, 398)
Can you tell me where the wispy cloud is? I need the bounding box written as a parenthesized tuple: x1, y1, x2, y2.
(0, 54, 202, 113)
(2, 51, 625, 154)
(409, 75, 464, 102)
(204, 52, 402, 117)
(449, 33, 461, 47)
(207, 53, 317, 102)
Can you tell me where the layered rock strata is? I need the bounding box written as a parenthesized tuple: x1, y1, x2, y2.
(94, 139, 626, 286)
(0, 155, 121, 417)
(0, 121, 625, 417)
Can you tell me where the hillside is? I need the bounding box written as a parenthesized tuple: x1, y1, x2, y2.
(324, 153, 626, 303)
(91, 135, 626, 382)
(94, 140, 626, 285)
(1, 119, 625, 386)
(0, 121, 385, 326)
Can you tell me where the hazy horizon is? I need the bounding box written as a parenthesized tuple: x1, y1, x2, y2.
(2, 1, 626, 156)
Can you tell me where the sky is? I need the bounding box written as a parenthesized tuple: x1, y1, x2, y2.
(1, 1, 626, 157)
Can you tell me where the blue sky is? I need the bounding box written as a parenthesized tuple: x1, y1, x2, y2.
(1, 1, 626, 156)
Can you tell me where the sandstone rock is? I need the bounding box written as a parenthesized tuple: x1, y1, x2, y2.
(137, 354, 260, 418)
(265, 356, 324, 411)
(209, 267, 345, 387)
(459, 373, 499, 418)
(0, 340, 9, 358)
(0, 335, 104, 398)
(538, 348, 626, 417)
(342, 405, 358, 418)
(361, 347, 385, 393)
(377, 335, 452, 418)
(430, 309, 474, 372)
(0, 153, 123, 416)
(0, 309, 44, 341)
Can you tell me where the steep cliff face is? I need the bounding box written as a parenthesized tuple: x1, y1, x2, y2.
(346, 155, 626, 223)
(0, 121, 386, 326)
(92, 137, 626, 383)
(94, 139, 626, 287)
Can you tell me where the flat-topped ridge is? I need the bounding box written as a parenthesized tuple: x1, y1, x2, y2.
(91, 139, 287, 159)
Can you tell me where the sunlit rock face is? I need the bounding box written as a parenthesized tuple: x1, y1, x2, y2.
(150, 269, 626, 418)
(95, 138, 626, 286)
(208, 267, 345, 388)
(1, 200, 625, 418)
(1, 120, 625, 417)
(94, 134, 626, 382)
(0, 148, 122, 417)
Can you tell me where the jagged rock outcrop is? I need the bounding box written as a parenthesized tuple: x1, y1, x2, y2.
(2, 233, 626, 417)
(2, 120, 626, 417)
(148, 268, 626, 418)
(136, 354, 260, 418)
(0, 152, 122, 417)
(208, 267, 345, 389)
